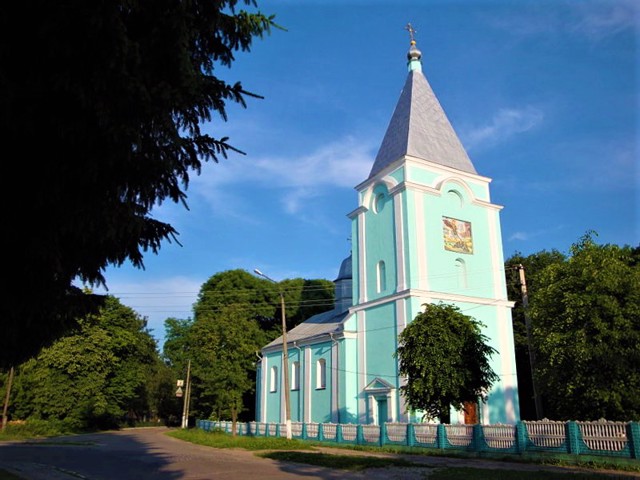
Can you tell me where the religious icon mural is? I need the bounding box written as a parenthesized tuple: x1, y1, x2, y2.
(442, 216, 473, 254)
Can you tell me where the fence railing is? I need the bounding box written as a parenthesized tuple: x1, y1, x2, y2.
(196, 418, 640, 460)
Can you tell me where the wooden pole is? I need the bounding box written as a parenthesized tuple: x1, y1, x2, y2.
(518, 265, 544, 419)
(181, 359, 191, 429)
(2, 366, 15, 431)
(280, 292, 292, 440)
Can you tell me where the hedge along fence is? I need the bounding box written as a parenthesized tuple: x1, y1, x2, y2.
(196, 419, 640, 460)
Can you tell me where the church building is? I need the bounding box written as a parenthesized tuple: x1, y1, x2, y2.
(256, 32, 520, 426)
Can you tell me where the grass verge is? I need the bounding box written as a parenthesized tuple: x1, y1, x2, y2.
(167, 428, 640, 478)
(166, 428, 315, 451)
(258, 451, 426, 472)
(427, 467, 626, 479)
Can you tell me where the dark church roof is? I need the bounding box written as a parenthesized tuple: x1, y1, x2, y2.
(334, 254, 352, 282)
(368, 40, 477, 179)
(263, 254, 352, 350)
(263, 308, 349, 349)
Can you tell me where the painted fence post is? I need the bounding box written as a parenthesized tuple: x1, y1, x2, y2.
(275, 423, 281, 438)
(302, 422, 307, 440)
(318, 423, 324, 442)
(437, 423, 447, 450)
(407, 423, 415, 447)
(515, 421, 527, 454)
(628, 422, 640, 459)
(356, 424, 364, 445)
(336, 424, 344, 444)
(566, 421, 581, 455)
(380, 423, 387, 447)
(473, 424, 485, 453)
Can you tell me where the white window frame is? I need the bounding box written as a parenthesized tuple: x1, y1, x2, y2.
(270, 366, 278, 392)
(316, 358, 326, 390)
(291, 361, 300, 391)
(377, 260, 386, 293)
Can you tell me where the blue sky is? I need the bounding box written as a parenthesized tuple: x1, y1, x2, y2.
(90, 0, 638, 348)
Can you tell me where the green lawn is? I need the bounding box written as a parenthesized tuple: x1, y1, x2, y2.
(168, 428, 637, 479)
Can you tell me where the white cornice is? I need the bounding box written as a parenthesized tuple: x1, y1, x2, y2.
(347, 205, 368, 219)
(405, 155, 492, 184)
(352, 288, 514, 312)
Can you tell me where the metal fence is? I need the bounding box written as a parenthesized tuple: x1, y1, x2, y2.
(196, 418, 640, 460)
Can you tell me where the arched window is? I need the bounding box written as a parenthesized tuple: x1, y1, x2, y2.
(376, 260, 386, 293)
(316, 358, 326, 389)
(447, 189, 463, 208)
(270, 366, 278, 392)
(455, 258, 468, 289)
(373, 192, 385, 213)
(291, 361, 300, 391)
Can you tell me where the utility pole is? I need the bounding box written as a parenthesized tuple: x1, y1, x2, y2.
(2, 366, 14, 431)
(518, 264, 544, 420)
(181, 359, 192, 429)
(254, 269, 291, 440)
(278, 290, 292, 440)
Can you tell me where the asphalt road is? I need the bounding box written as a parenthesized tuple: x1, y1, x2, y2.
(1, 427, 638, 479)
(0, 427, 371, 480)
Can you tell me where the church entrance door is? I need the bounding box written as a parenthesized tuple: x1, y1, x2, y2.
(377, 397, 388, 425)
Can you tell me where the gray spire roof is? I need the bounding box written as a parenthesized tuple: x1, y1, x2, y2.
(368, 41, 477, 179)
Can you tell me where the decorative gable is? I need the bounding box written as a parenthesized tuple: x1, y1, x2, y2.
(364, 377, 395, 394)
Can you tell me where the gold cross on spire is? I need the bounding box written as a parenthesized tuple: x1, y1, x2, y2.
(405, 23, 417, 43)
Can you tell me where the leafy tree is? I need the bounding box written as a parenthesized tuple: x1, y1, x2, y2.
(1, 1, 278, 368)
(193, 269, 334, 333)
(10, 297, 160, 430)
(143, 359, 182, 426)
(163, 318, 194, 369)
(504, 249, 566, 420)
(165, 269, 335, 422)
(278, 278, 335, 330)
(530, 233, 640, 421)
(395, 303, 499, 423)
(194, 269, 280, 334)
(207, 305, 264, 434)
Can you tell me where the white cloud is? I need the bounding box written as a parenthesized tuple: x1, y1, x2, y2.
(571, 1, 638, 40)
(483, 1, 637, 41)
(192, 135, 374, 218)
(462, 106, 544, 151)
(507, 225, 566, 244)
(205, 135, 373, 189)
(508, 231, 530, 241)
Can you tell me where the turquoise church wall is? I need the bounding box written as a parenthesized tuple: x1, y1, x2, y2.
(363, 302, 402, 423)
(289, 347, 303, 422)
(422, 182, 497, 297)
(255, 364, 262, 422)
(264, 352, 281, 423)
(340, 336, 360, 423)
(364, 183, 397, 300)
(310, 342, 332, 423)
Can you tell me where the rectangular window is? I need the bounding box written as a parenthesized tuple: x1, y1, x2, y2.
(316, 358, 326, 389)
(291, 361, 300, 391)
(270, 366, 278, 393)
(377, 260, 386, 292)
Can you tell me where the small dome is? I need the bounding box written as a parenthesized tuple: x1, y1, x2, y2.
(335, 254, 352, 282)
(407, 41, 422, 61)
